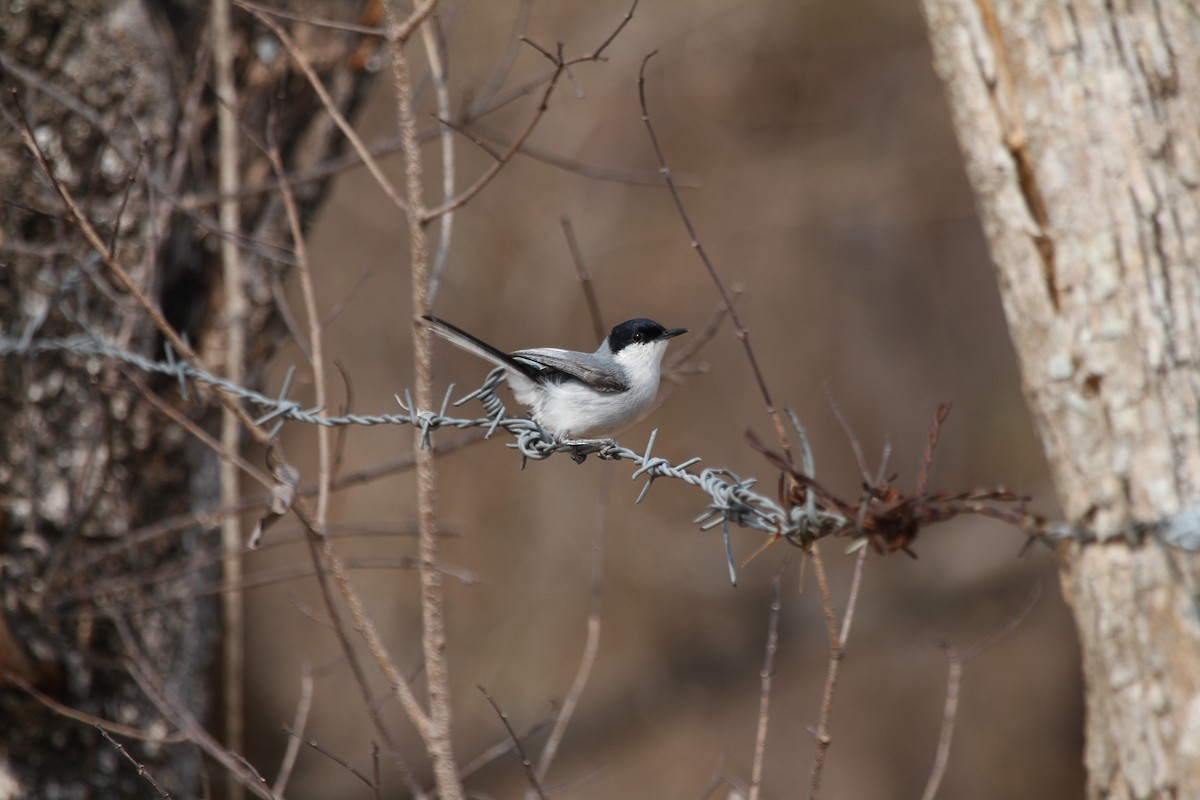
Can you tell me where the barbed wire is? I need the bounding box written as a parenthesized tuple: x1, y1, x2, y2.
(7, 332, 1195, 566)
(2, 333, 850, 580)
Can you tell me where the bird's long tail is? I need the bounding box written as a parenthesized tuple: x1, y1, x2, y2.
(420, 315, 538, 378)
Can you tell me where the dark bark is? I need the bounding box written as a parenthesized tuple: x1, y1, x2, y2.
(0, 1, 374, 795)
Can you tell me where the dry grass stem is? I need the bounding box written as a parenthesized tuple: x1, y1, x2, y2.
(748, 563, 787, 800)
(272, 664, 314, 796)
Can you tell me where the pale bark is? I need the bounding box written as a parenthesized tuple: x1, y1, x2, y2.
(922, 1, 1200, 797)
(0, 1, 370, 796)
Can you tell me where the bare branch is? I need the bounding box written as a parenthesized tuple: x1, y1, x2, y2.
(560, 215, 606, 340)
(920, 584, 1041, 800)
(383, 2, 463, 797)
(920, 645, 963, 800)
(531, 472, 608, 793)
(283, 726, 381, 796)
(95, 727, 173, 799)
(806, 543, 868, 799)
(479, 686, 548, 800)
(271, 663, 313, 795)
(0, 668, 184, 744)
(236, 2, 410, 212)
(637, 51, 795, 468)
(748, 561, 787, 800)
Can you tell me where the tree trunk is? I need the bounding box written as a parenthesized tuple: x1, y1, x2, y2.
(921, 1, 1200, 796)
(0, 1, 372, 796)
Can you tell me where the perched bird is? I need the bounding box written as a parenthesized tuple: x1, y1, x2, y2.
(421, 315, 688, 440)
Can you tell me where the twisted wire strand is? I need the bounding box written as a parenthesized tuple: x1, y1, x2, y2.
(3, 334, 836, 544)
(8, 333, 1187, 554)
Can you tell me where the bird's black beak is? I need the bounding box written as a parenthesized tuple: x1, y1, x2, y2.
(661, 327, 688, 340)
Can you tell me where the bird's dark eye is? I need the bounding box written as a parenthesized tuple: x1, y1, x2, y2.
(634, 332, 644, 342)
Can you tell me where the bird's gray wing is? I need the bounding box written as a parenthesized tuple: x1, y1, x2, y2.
(513, 348, 629, 392)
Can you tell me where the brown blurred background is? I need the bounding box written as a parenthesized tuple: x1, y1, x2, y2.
(247, 1, 1083, 797)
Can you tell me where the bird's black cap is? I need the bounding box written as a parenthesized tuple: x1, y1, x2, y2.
(607, 318, 688, 353)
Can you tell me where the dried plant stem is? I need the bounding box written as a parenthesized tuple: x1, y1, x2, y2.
(806, 544, 868, 799)
(531, 473, 607, 795)
(87, 434, 484, 567)
(267, 122, 331, 536)
(238, 2, 410, 212)
(121, 370, 269, 489)
(560, 215, 606, 341)
(838, 547, 868, 650)
(920, 584, 1041, 800)
(266, 131, 333, 798)
(95, 727, 172, 799)
(748, 563, 786, 800)
(480, 686, 548, 800)
(920, 647, 962, 800)
(637, 52, 794, 466)
(210, 2, 246, 796)
(385, 2, 464, 798)
(296, 511, 426, 796)
(9, 101, 265, 443)
(0, 667, 184, 743)
(421, 46, 566, 222)
(421, 14, 455, 304)
(284, 725, 381, 795)
(120, 626, 275, 800)
(271, 663, 314, 796)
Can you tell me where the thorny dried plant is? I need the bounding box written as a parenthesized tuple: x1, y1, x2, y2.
(748, 404, 1051, 557)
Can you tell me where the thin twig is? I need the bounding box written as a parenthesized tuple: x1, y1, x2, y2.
(531, 470, 607, 794)
(234, 0, 385, 35)
(748, 560, 787, 800)
(460, 716, 555, 781)
(0, 668, 184, 743)
(469, 0, 533, 113)
(586, 0, 639, 60)
(471, 121, 699, 186)
(237, 2, 410, 212)
(283, 725, 379, 793)
(121, 368, 270, 489)
(271, 664, 314, 796)
(53, 434, 484, 583)
(920, 646, 963, 800)
(2, 51, 295, 268)
(918, 404, 953, 497)
(637, 52, 794, 468)
(4, 95, 264, 441)
(822, 385, 871, 484)
(95, 726, 172, 798)
(838, 547, 868, 650)
(697, 753, 732, 800)
(384, 2, 464, 798)
(389, 0, 439, 43)
(560, 215, 606, 341)
(267, 113, 333, 549)
(212, 5, 248, 788)
(117, 620, 275, 800)
(478, 686, 548, 800)
(295, 505, 429, 796)
(422, 12, 456, 305)
(423, 1, 640, 222)
(920, 583, 1041, 800)
(806, 539, 869, 800)
(422, 43, 567, 221)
